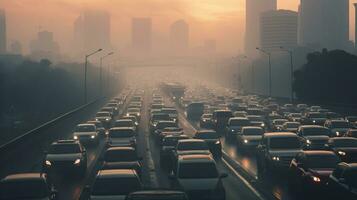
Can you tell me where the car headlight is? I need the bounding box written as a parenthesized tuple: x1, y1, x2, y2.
(135, 122, 139, 126)
(74, 159, 81, 165)
(306, 139, 311, 144)
(45, 160, 52, 166)
(73, 135, 78, 140)
(231, 129, 235, 132)
(91, 135, 95, 139)
(126, 113, 130, 116)
(272, 156, 280, 161)
(312, 176, 321, 183)
(106, 118, 109, 121)
(215, 140, 221, 145)
(338, 151, 346, 156)
(313, 120, 316, 123)
(244, 139, 249, 144)
(336, 131, 340, 136)
(137, 113, 141, 116)
(261, 123, 265, 127)
(203, 119, 207, 122)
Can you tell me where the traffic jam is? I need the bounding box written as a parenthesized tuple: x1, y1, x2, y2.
(1, 81, 357, 200)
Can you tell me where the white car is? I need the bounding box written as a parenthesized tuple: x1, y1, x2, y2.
(107, 127, 136, 148)
(237, 126, 264, 148)
(73, 124, 99, 144)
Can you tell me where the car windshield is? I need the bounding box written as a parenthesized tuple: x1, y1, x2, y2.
(332, 139, 357, 148)
(195, 132, 219, 139)
(75, 125, 95, 132)
(229, 119, 251, 126)
(243, 128, 263, 136)
(92, 177, 141, 195)
(269, 137, 301, 149)
(152, 114, 170, 121)
(151, 104, 163, 109)
(285, 123, 300, 128)
(115, 121, 133, 127)
(109, 130, 134, 138)
(248, 116, 264, 121)
(290, 113, 302, 117)
(49, 144, 80, 154)
(202, 114, 212, 118)
(215, 111, 233, 118)
(331, 121, 350, 128)
(274, 120, 288, 125)
(105, 150, 137, 162)
(178, 162, 218, 179)
(96, 112, 110, 117)
(305, 155, 339, 169)
(177, 141, 208, 151)
(157, 122, 177, 129)
(309, 113, 326, 118)
(162, 109, 178, 115)
(0, 179, 48, 199)
(128, 108, 140, 113)
(303, 127, 331, 136)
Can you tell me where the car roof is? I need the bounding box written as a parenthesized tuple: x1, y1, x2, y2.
(178, 154, 214, 162)
(242, 126, 263, 130)
(178, 139, 205, 143)
(196, 130, 217, 134)
(264, 132, 298, 138)
(116, 119, 132, 122)
(128, 190, 186, 196)
(110, 127, 135, 131)
(106, 146, 136, 152)
(229, 117, 249, 120)
(300, 125, 325, 129)
(329, 137, 357, 142)
(1, 173, 46, 183)
(97, 169, 137, 178)
(77, 123, 95, 127)
(52, 139, 78, 145)
(302, 150, 336, 157)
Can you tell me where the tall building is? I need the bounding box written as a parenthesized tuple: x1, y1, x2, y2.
(355, 3, 357, 50)
(9, 40, 22, 55)
(131, 18, 152, 55)
(0, 9, 6, 54)
(30, 30, 60, 60)
(73, 10, 111, 56)
(169, 20, 189, 56)
(299, 0, 349, 51)
(260, 10, 298, 51)
(245, 0, 277, 57)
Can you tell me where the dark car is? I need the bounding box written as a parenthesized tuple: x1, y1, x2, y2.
(328, 137, 357, 163)
(289, 151, 340, 196)
(297, 125, 332, 150)
(160, 135, 190, 168)
(345, 129, 357, 138)
(212, 110, 233, 131)
(194, 130, 222, 157)
(301, 112, 327, 126)
(200, 113, 213, 128)
(102, 147, 142, 177)
(152, 121, 178, 137)
(126, 190, 188, 200)
(328, 162, 357, 199)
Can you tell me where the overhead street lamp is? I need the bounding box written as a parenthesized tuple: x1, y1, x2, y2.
(84, 48, 102, 104)
(256, 47, 272, 97)
(100, 52, 114, 97)
(280, 46, 294, 103)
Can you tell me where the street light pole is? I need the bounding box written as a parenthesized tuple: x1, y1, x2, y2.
(256, 47, 272, 97)
(100, 52, 114, 97)
(84, 48, 102, 104)
(251, 62, 255, 94)
(280, 47, 294, 103)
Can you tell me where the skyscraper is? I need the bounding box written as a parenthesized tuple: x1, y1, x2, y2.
(0, 9, 6, 54)
(73, 10, 111, 56)
(260, 10, 298, 51)
(29, 30, 60, 60)
(169, 20, 189, 56)
(299, 0, 349, 51)
(131, 18, 152, 55)
(245, 0, 277, 57)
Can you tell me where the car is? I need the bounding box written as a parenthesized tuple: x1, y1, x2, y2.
(152, 121, 178, 137)
(88, 169, 142, 200)
(301, 112, 327, 126)
(237, 126, 264, 149)
(289, 151, 340, 196)
(281, 122, 301, 133)
(225, 117, 251, 138)
(325, 120, 351, 137)
(0, 173, 58, 200)
(194, 130, 222, 157)
(44, 140, 87, 176)
(328, 137, 357, 163)
(174, 139, 211, 157)
(126, 108, 141, 120)
(296, 104, 308, 112)
(271, 119, 289, 132)
(247, 115, 266, 129)
(87, 120, 106, 137)
(287, 113, 303, 122)
(157, 127, 184, 144)
(106, 103, 119, 115)
(121, 116, 139, 127)
(169, 154, 227, 200)
(160, 135, 190, 168)
(73, 124, 99, 144)
(257, 132, 303, 176)
(233, 111, 247, 118)
(186, 102, 205, 120)
(297, 125, 332, 150)
(161, 108, 179, 122)
(113, 119, 137, 133)
(212, 110, 234, 130)
(102, 147, 142, 177)
(108, 127, 136, 148)
(131, 96, 143, 102)
(101, 107, 115, 117)
(126, 190, 189, 200)
(328, 162, 357, 199)
(310, 106, 322, 112)
(345, 129, 357, 138)
(200, 113, 213, 128)
(326, 112, 343, 120)
(95, 111, 113, 127)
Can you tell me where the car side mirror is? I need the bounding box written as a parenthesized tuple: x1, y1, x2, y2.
(219, 173, 228, 179)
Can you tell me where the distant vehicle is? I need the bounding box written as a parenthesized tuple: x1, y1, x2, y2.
(108, 127, 136, 148)
(150, 113, 172, 132)
(328, 162, 357, 199)
(157, 127, 184, 144)
(0, 173, 58, 200)
(297, 125, 332, 150)
(160, 135, 190, 168)
(246, 115, 266, 129)
(113, 119, 137, 133)
(194, 130, 222, 157)
(172, 139, 211, 166)
(212, 110, 234, 130)
(302, 112, 327, 126)
(126, 108, 141, 119)
(161, 108, 179, 122)
(73, 124, 99, 144)
(328, 137, 357, 163)
(237, 126, 264, 149)
(326, 112, 343, 120)
(225, 117, 250, 138)
(87, 120, 106, 137)
(345, 129, 357, 138)
(200, 113, 213, 128)
(102, 147, 142, 177)
(121, 116, 139, 127)
(310, 106, 322, 112)
(169, 154, 227, 200)
(44, 140, 87, 176)
(106, 102, 119, 115)
(233, 111, 247, 118)
(257, 132, 303, 176)
(186, 102, 204, 120)
(325, 120, 351, 137)
(126, 190, 189, 200)
(287, 113, 303, 122)
(271, 119, 289, 132)
(296, 104, 308, 112)
(282, 122, 301, 133)
(246, 108, 265, 116)
(89, 169, 142, 200)
(101, 107, 115, 117)
(152, 121, 178, 137)
(289, 151, 340, 196)
(95, 111, 113, 127)
(131, 96, 142, 102)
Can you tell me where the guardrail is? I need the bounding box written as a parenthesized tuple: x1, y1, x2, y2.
(0, 99, 100, 153)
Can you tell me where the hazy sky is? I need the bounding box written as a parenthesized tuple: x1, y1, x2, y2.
(0, 0, 356, 55)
